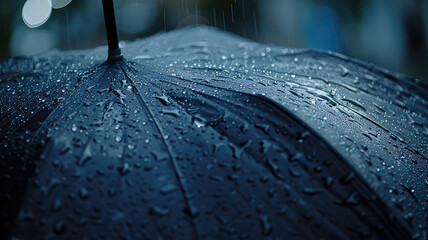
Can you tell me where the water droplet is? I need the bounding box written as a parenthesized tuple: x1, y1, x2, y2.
(339, 64, 349, 76)
(78, 187, 88, 200)
(160, 109, 180, 117)
(228, 140, 252, 159)
(53, 221, 66, 235)
(17, 209, 33, 222)
(40, 178, 61, 196)
(259, 215, 272, 236)
(155, 95, 171, 106)
(77, 145, 92, 166)
(118, 163, 130, 176)
(151, 150, 169, 161)
(302, 187, 323, 196)
(254, 124, 270, 134)
(51, 199, 62, 212)
(193, 115, 207, 128)
(149, 206, 170, 217)
(160, 184, 178, 194)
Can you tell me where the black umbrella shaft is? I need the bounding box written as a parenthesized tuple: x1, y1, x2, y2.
(102, 0, 123, 61)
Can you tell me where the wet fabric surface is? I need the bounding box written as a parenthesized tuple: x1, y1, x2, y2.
(0, 26, 427, 239)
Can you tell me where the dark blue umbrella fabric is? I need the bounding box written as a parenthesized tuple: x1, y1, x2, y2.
(0, 27, 427, 239)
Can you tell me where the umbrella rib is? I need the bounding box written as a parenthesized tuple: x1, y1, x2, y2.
(31, 66, 114, 173)
(131, 72, 341, 236)
(254, 68, 427, 120)
(2, 64, 106, 143)
(181, 89, 352, 238)
(294, 49, 428, 93)
(29, 64, 109, 143)
(268, 73, 427, 158)
(0, 64, 109, 239)
(153, 78, 364, 235)
(166, 73, 428, 163)
(270, 49, 428, 104)
(158, 79, 372, 238)
(175, 71, 390, 131)
(156, 77, 412, 239)
(119, 63, 202, 240)
(137, 74, 330, 237)
(254, 94, 414, 239)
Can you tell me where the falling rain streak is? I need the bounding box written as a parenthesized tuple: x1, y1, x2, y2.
(157, 0, 259, 40)
(231, 4, 234, 23)
(65, 9, 69, 46)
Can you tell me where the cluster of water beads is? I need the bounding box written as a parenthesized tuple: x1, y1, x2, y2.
(0, 27, 426, 239)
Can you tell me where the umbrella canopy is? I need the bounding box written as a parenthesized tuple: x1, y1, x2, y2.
(0, 26, 427, 239)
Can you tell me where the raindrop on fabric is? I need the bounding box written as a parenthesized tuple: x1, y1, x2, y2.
(22, 0, 52, 28)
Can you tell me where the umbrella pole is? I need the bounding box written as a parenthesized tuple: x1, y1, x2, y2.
(102, 0, 123, 61)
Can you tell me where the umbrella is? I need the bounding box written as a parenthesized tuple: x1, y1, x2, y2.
(1, 1, 427, 239)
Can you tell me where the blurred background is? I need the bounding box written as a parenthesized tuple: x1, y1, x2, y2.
(1, 0, 427, 84)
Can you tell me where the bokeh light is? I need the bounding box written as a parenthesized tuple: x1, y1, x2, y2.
(52, 0, 73, 9)
(22, 0, 52, 28)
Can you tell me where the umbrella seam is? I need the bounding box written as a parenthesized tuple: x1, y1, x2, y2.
(156, 75, 413, 239)
(120, 62, 202, 240)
